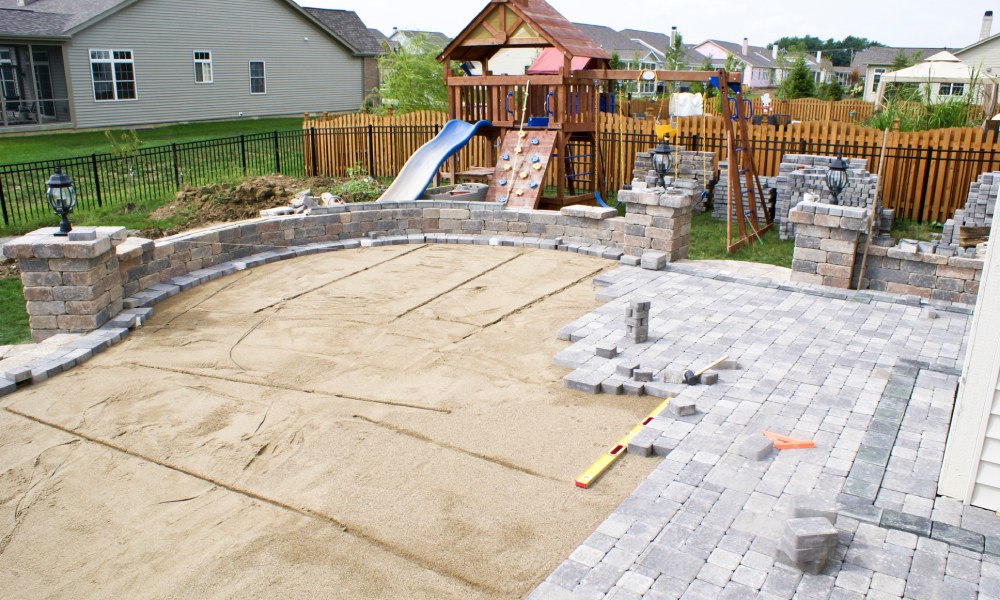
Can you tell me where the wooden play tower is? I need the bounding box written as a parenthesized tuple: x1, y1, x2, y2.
(438, 0, 612, 210)
(440, 0, 768, 251)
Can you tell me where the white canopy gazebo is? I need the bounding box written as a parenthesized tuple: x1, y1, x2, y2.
(874, 51, 997, 110)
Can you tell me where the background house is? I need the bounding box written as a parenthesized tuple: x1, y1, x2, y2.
(387, 29, 451, 52)
(0, 0, 379, 132)
(304, 8, 386, 101)
(957, 12, 1000, 78)
(691, 38, 824, 89)
(851, 47, 956, 102)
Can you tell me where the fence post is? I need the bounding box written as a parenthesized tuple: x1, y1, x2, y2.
(171, 143, 180, 187)
(0, 177, 8, 227)
(91, 154, 103, 208)
(273, 130, 281, 174)
(240, 134, 248, 176)
(310, 128, 318, 177)
(919, 147, 934, 222)
(367, 124, 375, 176)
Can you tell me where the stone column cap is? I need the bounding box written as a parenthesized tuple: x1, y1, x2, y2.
(3, 226, 127, 260)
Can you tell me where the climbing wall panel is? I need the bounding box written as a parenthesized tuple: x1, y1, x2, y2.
(486, 130, 557, 209)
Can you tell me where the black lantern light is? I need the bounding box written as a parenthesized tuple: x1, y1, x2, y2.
(46, 164, 77, 236)
(651, 138, 673, 188)
(825, 154, 849, 205)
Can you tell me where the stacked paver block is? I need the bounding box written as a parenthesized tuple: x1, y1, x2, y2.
(3, 227, 127, 341)
(712, 161, 777, 222)
(776, 517, 839, 574)
(774, 155, 875, 240)
(939, 171, 997, 256)
(625, 298, 650, 343)
(618, 187, 696, 260)
(861, 243, 983, 303)
(788, 200, 868, 289)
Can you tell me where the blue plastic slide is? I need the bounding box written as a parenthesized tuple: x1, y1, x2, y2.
(378, 119, 492, 201)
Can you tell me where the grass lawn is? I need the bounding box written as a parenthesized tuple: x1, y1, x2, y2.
(0, 116, 303, 165)
(688, 211, 795, 267)
(891, 218, 942, 243)
(0, 276, 30, 345)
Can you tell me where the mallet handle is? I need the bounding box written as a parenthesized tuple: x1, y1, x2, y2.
(695, 354, 730, 377)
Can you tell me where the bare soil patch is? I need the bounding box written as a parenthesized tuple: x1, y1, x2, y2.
(0, 244, 657, 599)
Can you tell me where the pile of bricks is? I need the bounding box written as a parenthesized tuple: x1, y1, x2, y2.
(2, 227, 127, 341)
(770, 155, 874, 239)
(711, 162, 776, 222)
(939, 171, 997, 257)
(625, 298, 650, 343)
(776, 517, 839, 573)
(618, 187, 696, 259)
(862, 244, 983, 303)
(788, 201, 869, 289)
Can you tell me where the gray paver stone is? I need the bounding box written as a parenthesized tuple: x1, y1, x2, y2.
(668, 398, 697, 417)
(930, 521, 986, 553)
(881, 509, 932, 537)
(738, 435, 774, 461)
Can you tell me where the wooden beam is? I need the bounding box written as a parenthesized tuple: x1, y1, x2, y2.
(447, 75, 563, 86)
(572, 69, 742, 83)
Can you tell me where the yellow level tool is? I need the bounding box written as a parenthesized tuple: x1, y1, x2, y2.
(575, 398, 671, 489)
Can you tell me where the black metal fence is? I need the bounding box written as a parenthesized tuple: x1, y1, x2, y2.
(0, 129, 307, 228)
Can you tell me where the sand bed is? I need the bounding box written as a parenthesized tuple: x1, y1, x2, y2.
(0, 244, 660, 599)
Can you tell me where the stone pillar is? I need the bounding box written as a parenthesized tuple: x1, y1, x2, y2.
(2, 227, 127, 341)
(620, 187, 696, 260)
(788, 201, 869, 289)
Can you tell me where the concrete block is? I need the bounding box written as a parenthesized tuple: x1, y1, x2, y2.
(595, 341, 618, 359)
(622, 380, 645, 395)
(616, 362, 640, 377)
(4, 366, 33, 384)
(633, 369, 653, 382)
(652, 435, 676, 456)
(790, 496, 839, 525)
(700, 371, 719, 385)
(738, 435, 774, 461)
(627, 427, 659, 457)
(640, 251, 667, 270)
(620, 255, 641, 266)
(668, 398, 696, 417)
(661, 370, 685, 384)
(783, 517, 838, 547)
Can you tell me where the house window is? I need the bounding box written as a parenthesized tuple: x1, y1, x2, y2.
(90, 49, 136, 101)
(194, 51, 213, 84)
(871, 68, 886, 93)
(249, 60, 265, 94)
(939, 83, 966, 97)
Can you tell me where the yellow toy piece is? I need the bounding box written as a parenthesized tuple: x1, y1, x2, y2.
(654, 124, 674, 140)
(503, 164, 512, 171)
(575, 398, 671, 489)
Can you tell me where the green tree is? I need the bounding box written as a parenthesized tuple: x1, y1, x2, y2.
(818, 79, 844, 101)
(770, 35, 882, 67)
(609, 51, 622, 70)
(777, 55, 816, 99)
(663, 31, 687, 93)
(891, 50, 922, 71)
(689, 57, 716, 97)
(724, 52, 744, 74)
(373, 34, 447, 114)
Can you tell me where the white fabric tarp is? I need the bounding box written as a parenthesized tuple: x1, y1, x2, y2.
(670, 92, 704, 117)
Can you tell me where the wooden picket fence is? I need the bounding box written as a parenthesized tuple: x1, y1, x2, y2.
(626, 97, 877, 123)
(303, 111, 1000, 223)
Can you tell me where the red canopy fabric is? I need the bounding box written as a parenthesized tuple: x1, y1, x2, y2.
(526, 48, 594, 75)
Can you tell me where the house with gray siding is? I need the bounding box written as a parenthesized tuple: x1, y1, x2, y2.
(0, 0, 380, 133)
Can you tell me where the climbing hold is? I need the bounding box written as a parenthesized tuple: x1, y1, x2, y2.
(503, 164, 512, 171)
(529, 182, 538, 189)
(516, 190, 524, 196)
(498, 179, 507, 186)
(530, 155, 540, 163)
(533, 163, 543, 171)
(501, 153, 510, 161)
(498, 195, 508, 205)
(520, 172, 528, 179)
(514, 146, 522, 154)
(518, 131, 527, 138)
(530, 138, 540, 145)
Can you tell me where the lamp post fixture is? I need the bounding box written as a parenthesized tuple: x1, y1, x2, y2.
(651, 138, 673, 188)
(46, 164, 77, 236)
(825, 154, 849, 205)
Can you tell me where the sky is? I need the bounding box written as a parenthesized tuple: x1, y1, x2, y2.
(304, 0, 995, 50)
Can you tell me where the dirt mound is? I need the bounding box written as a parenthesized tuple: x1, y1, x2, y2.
(0, 258, 17, 279)
(142, 175, 340, 238)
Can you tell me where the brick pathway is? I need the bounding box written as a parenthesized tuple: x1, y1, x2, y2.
(532, 261, 999, 600)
